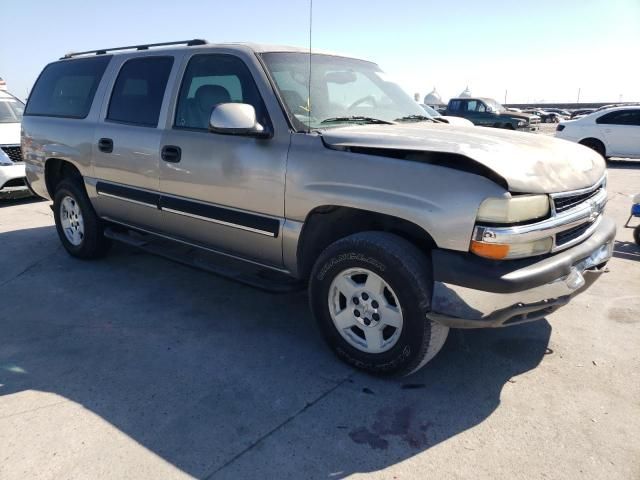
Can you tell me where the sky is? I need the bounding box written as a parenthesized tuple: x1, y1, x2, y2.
(1, 0, 639, 104)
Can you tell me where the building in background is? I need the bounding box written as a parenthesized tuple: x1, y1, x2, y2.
(423, 87, 445, 108)
(458, 86, 472, 98)
(0, 78, 6, 91)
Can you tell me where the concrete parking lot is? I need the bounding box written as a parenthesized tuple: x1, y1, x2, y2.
(1, 162, 639, 480)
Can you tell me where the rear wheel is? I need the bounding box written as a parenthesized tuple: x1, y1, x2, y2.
(634, 225, 640, 246)
(53, 179, 111, 258)
(579, 138, 606, 158)
(309, 232, 449, 376)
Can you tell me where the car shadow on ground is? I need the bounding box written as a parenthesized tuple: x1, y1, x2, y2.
(0, 226, 552, 478)
(613, 240, 640, 262)
(0, 193, 44, 207)
(606, 159, 640, 169)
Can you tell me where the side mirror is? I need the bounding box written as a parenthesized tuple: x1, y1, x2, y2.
(208, 103, 270, 138)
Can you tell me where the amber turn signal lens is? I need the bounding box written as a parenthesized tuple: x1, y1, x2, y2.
(470, 241, 510, 260)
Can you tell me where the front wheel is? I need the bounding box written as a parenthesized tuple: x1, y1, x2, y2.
(53, 179, 111, 259)
(309, 232, 449, 376)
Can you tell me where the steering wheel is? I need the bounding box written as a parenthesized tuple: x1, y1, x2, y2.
(348, 95, 377, 110)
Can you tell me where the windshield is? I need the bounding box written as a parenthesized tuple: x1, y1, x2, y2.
(484, 98, 506, 113)
(0, 96, 24, 123)
(261, 52, 426, 130)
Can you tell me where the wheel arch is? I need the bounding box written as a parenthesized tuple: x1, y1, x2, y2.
(578, 137, 607, 157)
(44, 158, 84, 198)
(296, 205, 437, 280)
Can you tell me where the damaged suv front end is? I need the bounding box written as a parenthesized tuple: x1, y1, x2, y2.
(265, 50, 615, 331)
(430, 175, 613, 327)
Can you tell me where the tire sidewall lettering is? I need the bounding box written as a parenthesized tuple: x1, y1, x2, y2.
(317, 252, 385, 281)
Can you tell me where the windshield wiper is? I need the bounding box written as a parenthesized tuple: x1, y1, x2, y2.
(394, 114, 435, 123)
(320, 116, 395, 125)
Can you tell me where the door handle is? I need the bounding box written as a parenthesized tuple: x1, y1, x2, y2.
(98, 138, 113, 153)
(161, 145, 181, 163)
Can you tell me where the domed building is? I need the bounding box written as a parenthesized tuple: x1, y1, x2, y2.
(459, 86, 472, 98)
(423, 88, 444, 107)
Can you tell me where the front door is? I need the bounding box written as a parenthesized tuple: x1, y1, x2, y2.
(159, 53, 288, 267)
(92, 55, 175, 231)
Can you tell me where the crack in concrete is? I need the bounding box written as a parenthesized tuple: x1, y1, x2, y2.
(0, 247, 60, 289)
(0, 400, 70, 421)
(203, 374, 353, 479)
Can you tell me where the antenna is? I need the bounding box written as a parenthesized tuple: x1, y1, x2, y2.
(308, 0, 313, 132)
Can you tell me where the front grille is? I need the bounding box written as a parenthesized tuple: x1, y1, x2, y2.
(1, 145, 23, 163)
(553, 186, 603, 214)
(556, 221, 594, 246)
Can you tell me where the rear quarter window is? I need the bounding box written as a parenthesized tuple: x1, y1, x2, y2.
(25, 56, 111, 119)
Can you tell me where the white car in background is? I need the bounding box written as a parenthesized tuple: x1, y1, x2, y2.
(555, 106, 640, 160)
(0, 90, 28, 194)
(419, 104, 475, 127)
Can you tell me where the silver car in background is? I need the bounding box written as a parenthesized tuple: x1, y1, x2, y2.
(0, 90, 28, 193)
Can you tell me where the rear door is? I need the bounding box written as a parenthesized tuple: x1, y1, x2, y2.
(597, 109, 640, 157)
(158, 52, 288, 266)
(92, 55, 176, 231)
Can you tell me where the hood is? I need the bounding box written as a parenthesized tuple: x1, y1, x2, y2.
(321, 123, 605, 193)
(0, 122, 21, 145)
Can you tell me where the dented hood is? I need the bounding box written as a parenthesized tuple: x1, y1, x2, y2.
(321, 123, 605, 193)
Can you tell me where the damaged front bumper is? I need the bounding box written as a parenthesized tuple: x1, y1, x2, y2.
(428, 216, 616, 328)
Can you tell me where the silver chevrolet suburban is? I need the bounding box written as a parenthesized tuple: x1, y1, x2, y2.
(23, 40, 615, 375)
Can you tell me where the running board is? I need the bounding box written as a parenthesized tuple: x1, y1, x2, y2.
(103, 227, 305, 294)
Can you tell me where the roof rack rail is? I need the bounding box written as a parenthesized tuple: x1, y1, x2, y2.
(61, 39, 207, 59)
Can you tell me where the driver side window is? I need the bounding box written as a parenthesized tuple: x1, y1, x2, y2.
(175, 54, 269, 130)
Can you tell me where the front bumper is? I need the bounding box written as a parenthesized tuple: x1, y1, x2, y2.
(429, 216, 616, 328)
(0, 163, 27, 192)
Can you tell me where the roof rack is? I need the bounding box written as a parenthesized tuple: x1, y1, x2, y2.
(61, 39, 207, 59)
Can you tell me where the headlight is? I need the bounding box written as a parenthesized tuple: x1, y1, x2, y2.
(0, 149, 12, 166)
(470, 237, 553, 260)
(476, 195, 550, 223)
(517, 120, 527, 127)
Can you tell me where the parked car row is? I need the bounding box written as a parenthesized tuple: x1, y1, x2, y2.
(522, 108, 567, 123)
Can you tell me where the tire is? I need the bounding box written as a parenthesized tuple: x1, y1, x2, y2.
(309, 231, 449, 376)
(504, 123, 515, 130)
(53, 179, 111, 259)
(634, 225, 640, 246)
(579, 138, 606, 158)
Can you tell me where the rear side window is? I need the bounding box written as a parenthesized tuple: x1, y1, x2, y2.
(107, 56, 174, 127)
(25, 56, 111, 118)
(448, 100, 461, 112)
(596, 109, 640, 126)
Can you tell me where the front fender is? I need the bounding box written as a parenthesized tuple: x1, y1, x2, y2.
(285, 134, 508, 253)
